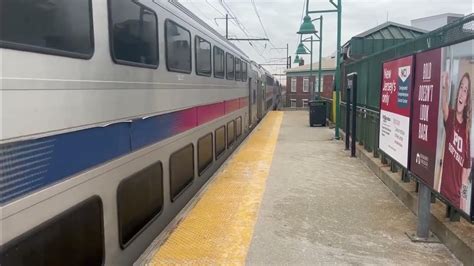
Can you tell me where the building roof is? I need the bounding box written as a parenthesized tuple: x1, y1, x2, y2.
(341, 21, 427, 60)
(285, 57, 336, 74)
(411, 13, 463, 23)
(353, 21, 427, 39)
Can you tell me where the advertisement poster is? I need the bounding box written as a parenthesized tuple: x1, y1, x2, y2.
(410, 49, 442, 188)
(379, 55, 414, 168)
(411, 40, 473, 218)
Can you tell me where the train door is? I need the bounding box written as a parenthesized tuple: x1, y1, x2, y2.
(249, 78, 258, 127)
(262, 82, 267, 115)
(248, 78, 253, 127)
(256, 79, 263, 120)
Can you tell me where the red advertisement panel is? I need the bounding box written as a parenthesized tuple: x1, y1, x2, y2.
(380, 56, 413, 117)
(379, 55, 413, 168)
(410, 49, 442, 188)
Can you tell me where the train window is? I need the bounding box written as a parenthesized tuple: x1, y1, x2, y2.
(236, 117, 242, 137)
(198, 133, 213, 175)
(214, 46, 225, 78)
(109, 0, 158, 67)
(0, 0, 94, 58)
(170, 144, 194, 201)
(226, 53, 235, 80)
(195, 36, 211, 76)
(166, 20, 191, 73)
(235, 58, 242, 81)
(1, 196, 104, 266)
(117, 162, 163, 247)
(215, 126, 226, 159)
(227, 121, 235, 147)
(242, 62, 248, 82)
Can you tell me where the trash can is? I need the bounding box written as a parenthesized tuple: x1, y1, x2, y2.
(309, 100, 327, 127)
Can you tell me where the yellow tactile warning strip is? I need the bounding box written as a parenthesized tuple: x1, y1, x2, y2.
(149, 111, 283, 265)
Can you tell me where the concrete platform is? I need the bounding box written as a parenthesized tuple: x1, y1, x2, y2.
(350, 130, 474, 265)
(140, 111, 465, 265)
(246, 111, 461, 265)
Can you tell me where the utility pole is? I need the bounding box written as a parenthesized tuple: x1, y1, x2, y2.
(225, 14, 228, 39)
(310, 35, 313, 100)
(317, 16, 323, 97)
(335, 0, 342, 139)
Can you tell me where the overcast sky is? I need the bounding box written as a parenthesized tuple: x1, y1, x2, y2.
(180, 0, 472, 83)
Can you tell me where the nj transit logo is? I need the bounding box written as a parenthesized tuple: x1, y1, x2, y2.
(397, 66, 411, 109)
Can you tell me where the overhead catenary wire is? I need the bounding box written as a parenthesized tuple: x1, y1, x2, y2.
(220, 0, 268, 61)
(206, 0, 225, 16)
(250, 0, 272, 46)
(184, 0, 266, 61)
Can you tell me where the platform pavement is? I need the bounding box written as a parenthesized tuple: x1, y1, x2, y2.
(246, 111, 461, 265)
(141, 111, 462, 265)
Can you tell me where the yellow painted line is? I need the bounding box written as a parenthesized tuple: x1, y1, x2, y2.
(149, 111, 283, 265)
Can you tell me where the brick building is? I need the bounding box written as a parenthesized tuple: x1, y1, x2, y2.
(284, 57, 336, 108)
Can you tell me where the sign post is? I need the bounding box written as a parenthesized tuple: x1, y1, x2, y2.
(349, 73, 358, 157)
(406, 182, 439, 242)
(345, 76, 352, 151)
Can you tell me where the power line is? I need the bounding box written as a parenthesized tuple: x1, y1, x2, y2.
(250, 0, 269, 39)
(250, 0, 277, 51)
(220, 1, 249, 36)
(205, 0, 225, 16)
(220, 0, 267, 61)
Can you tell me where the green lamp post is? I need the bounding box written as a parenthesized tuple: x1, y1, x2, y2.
(296, 14, 323, 101)
(298, 15, 317, 35)
(295, 42, 309, 55)
(293, 55, 301, 64)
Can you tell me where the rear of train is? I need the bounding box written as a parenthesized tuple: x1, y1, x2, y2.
(0, 0, 278, 265)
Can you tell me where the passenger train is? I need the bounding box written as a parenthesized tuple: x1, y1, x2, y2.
(0, 0, 281, 265)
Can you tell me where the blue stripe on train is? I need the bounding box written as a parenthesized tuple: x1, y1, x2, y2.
(0, 123, 131, 204)
(0, 111, 189, 204)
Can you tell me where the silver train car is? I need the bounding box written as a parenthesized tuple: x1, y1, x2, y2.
(0, 0, 279, 265)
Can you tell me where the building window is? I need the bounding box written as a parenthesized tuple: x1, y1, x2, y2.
(291, 78, 296, 92)
(290, 99, 296, 108)
(1, 0, 94, 58)
(302, 99, 309, 108)
(195, 36, 211, 76)
(165, 20, 191, 73)
(213, 46, 225, 78)
(303, 78, 309, 92)
(314, 78, 319, 92)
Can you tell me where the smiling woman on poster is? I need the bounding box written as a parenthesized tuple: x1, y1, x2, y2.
(440, 72, 472, 210)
